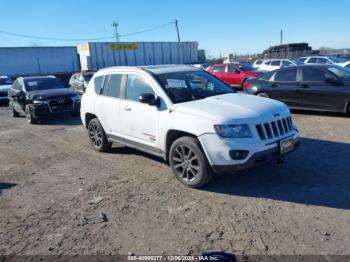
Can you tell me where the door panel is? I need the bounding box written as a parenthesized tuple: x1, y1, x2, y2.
(120, 74, 159, 146)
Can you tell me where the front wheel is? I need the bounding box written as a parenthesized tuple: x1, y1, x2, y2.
(88, 118, 111, 152)
(169, 136, 213, 188)
(25, 105, 37, 124)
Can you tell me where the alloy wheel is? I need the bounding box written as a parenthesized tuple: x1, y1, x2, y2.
(89, 122, 103, 149)
(172, 145, 200, 182)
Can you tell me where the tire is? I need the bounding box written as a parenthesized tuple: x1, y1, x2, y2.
(25, 105, 37, 124)
(9, 101, 19, 117)
(169, 136, 214, 188)
(257, 92, 270, 98)
(87, 118, 111, 152)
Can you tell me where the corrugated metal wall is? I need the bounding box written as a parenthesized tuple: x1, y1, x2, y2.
(80, 42, 198, 71)
(0, 47, 79, 77)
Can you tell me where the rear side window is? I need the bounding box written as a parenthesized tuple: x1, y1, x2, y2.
(255, 60, 263, 65)
(105, 74, 123, 98)
(274, 68, 297, 81)
(94, 76, 104, 94)
(213, 66, 225, 72)
(302, 68, 328, 81)
(125, 75, 154, 102)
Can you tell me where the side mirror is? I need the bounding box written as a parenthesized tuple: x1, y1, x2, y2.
(138, 93, 158, 106)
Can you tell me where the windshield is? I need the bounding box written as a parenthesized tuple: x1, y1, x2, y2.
(328, 66, 350, 81)
(238, 63, 255, 71)
(0, 77, 12, 85)
(24, 78, 65, 91)
(155, 70, 234, 104)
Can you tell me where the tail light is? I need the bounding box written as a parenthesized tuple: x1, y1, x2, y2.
(243, 81, 251, 89)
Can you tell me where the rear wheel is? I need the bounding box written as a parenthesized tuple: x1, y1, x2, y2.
(257, 92, 270, 98)
(88, 118, 111, 152)
(25, 105, 37, 124)
(169, 136, 213, 188)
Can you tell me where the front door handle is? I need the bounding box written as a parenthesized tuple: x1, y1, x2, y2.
(123, 106, 131, 111)
(300, 83, 310, 88)
(270, 83, 277, 88)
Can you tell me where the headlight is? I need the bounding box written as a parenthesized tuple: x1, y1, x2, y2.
(214, 124, 252, 138)
(33, 100, 45, 105)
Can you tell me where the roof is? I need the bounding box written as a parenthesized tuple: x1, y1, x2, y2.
(141, 65, 199, 75)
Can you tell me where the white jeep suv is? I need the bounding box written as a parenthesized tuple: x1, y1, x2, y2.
(81, 65, 300, 188)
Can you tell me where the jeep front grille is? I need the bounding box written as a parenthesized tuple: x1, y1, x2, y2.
(256, 116, 293, 141)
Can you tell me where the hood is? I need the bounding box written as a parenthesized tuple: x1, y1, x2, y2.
(0, 84, 11, 92)
(26, 88, 78, 100)
(171, 93, 289, 124)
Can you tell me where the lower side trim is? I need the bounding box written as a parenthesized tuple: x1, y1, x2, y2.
(107, 134, 166, 159)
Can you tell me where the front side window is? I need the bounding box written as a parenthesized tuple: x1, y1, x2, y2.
(282, 60, 293, 66)
(156, 70, 234, 104)
(271, 60, 280, 66)
(227, 66, 237, 73)
(94, 76, 104, 94)
(212, 66, 225, 72)
(274, 68, 297, 82)
(255, 60, 263, 65)
(302, 68, 328, 81)
(317, 58, 331, 64)
(125, 75, 154, 102)
(307, 58, 317, 63)
(105, 74, 123, 98)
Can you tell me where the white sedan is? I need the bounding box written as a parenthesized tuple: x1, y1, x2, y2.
(0, 76, 12, 101)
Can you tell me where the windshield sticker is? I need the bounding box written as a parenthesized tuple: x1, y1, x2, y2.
(27, 81, 38, 86)
(166, 79, 187, 88)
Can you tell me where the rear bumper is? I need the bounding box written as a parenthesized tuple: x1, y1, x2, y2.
(211, 140, 300, 174)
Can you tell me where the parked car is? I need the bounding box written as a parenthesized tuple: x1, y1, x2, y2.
(69, 72, 94, 94)
(0, 76, 13, 101)
(81, 65, 300, 188)
(207, 63, 260, 90)
(298, 56, 342, 65)
(8, 76, 81, 124)
(341, 61, 350, 69)
(258, 59, 297, 72)
(243, 65, 350, 113)
(252, 59, 265, 69)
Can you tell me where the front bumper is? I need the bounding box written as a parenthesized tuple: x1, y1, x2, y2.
(198, 132, 300, 174)
(29, 100, 80, 119)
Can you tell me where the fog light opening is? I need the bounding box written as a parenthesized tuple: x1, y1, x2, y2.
(230, 150, 249, 160)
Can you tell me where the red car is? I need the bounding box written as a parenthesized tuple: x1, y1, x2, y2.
(207, 63, 260, 90)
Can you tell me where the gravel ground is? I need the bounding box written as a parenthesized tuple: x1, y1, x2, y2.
(0, 101, 350, 256)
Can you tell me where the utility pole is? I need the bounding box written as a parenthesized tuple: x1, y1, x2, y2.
(280, 29, 283, 46)
(175, 18, 180, 42)
(112, 22, 119, 42)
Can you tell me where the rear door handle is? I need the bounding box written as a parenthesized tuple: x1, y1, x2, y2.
(300, 83, 310, 88)
(123, 106, 131, 111)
